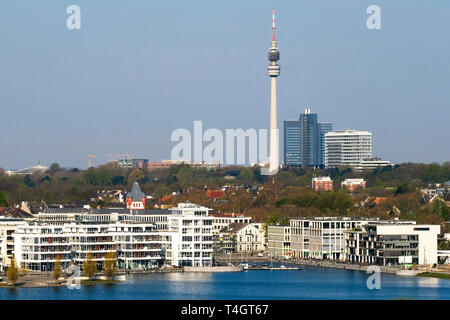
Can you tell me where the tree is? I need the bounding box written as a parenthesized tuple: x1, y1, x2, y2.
(439, 240, 450, 250)
(430, 198, 450, 220)
(7, 255, 20, 285)
(417, 213, 444, 225)
(263, 212, 290, 236)
(53, 255, 62, 280)
(83, 251, 97, 280)
(23, 175, 35, 187)
(48, 162, 61, 174)
(103, 251, 118, 279)
(153, 186, 171, 200)
(128, 169, 146, 185)
(0, 190, 8, 207)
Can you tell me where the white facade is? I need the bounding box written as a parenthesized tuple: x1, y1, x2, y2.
(9, 202, 215, 271)
(325, 130, 372, 168)
(235, 223, 266, 253)
(12, 223, 167, 271)
(356, 158, 391, 171)
(168, 203, 214, 267)
(0, 220, 27, 272)
(290, 217, 378, 260)
(345, 223, 440, 266)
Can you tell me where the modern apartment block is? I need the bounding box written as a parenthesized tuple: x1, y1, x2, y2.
(325, 130, 372, 168)
(344, 222, 440, 266)
(8, 202, 214, 271)
(283, 109, 332, 167)
(290, 217, 378, 260)
(0, 219, 27, 272)
(37, 207, 171, 230)
(12, 223, 167, 271)
(267, 225, 291, 258)
(166, 202, 214, 267)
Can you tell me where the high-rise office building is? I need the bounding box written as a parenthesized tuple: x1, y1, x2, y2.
(283, 109, 332, 167)
(318, 122, 333, 166)
(324, 130, 372, 168)
(299, 109, 319, 166)
(283, 121, 301, 165)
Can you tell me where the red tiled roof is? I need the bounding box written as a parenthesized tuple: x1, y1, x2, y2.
(207, 190, 225, 200)
(374, 197, 387, 205)
(161, 195, 173, 203)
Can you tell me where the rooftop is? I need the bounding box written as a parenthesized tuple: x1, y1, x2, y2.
(127, 182, 146, 200)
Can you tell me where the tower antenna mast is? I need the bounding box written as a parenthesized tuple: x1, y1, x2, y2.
(272, 9, 276, 41)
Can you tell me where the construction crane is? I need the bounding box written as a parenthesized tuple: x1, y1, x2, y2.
(88, 155, 96, 168)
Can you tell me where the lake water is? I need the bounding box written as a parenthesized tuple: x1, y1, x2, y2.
(1, 265, 449, 300)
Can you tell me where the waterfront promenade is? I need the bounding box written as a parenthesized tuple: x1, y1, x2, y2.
(215, 254, 450, 275)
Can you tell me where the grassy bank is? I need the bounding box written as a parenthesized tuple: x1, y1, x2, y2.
(417, 272, 450, 280)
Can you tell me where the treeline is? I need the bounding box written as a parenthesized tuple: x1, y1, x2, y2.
(0, 162, 449, 226)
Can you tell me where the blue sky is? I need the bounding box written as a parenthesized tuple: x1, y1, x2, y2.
(0, 0, 449, 169)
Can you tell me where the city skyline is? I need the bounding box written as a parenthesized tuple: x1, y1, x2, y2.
(1, 1, 449, 170)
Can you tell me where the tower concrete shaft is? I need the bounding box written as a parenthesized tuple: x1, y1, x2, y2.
(267, 10, 280, 174)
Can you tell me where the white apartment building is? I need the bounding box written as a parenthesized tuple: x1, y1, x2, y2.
(290, 217, 378, 260)
(344, 222, 440, 266)
(12, 223, 167, 272)
(167, 202, 214, 267)
(325, 130, 372, 168)
(9, 202, 215, 271)
(37, 208, 171, 230)
(0, 219, 27, 272)
(267, 225, 291, 258)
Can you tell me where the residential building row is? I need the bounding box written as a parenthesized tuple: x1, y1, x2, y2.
(267, 217, 444, 266)
(1, 202, 216, 272)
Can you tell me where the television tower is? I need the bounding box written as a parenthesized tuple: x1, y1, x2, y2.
(268, 10, 280, 174)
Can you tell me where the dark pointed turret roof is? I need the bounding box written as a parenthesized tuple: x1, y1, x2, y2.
(127, 182, 145, 200)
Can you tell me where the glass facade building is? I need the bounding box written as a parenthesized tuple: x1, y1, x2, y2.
(283, 109, 332, 167)
(283, 121, 302, 165)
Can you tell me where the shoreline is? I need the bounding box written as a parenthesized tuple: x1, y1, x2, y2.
(2, 258, 449, 288)
(216, 255, 450, 277)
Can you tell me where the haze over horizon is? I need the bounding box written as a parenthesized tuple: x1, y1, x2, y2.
(1, 0, 449, 170)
